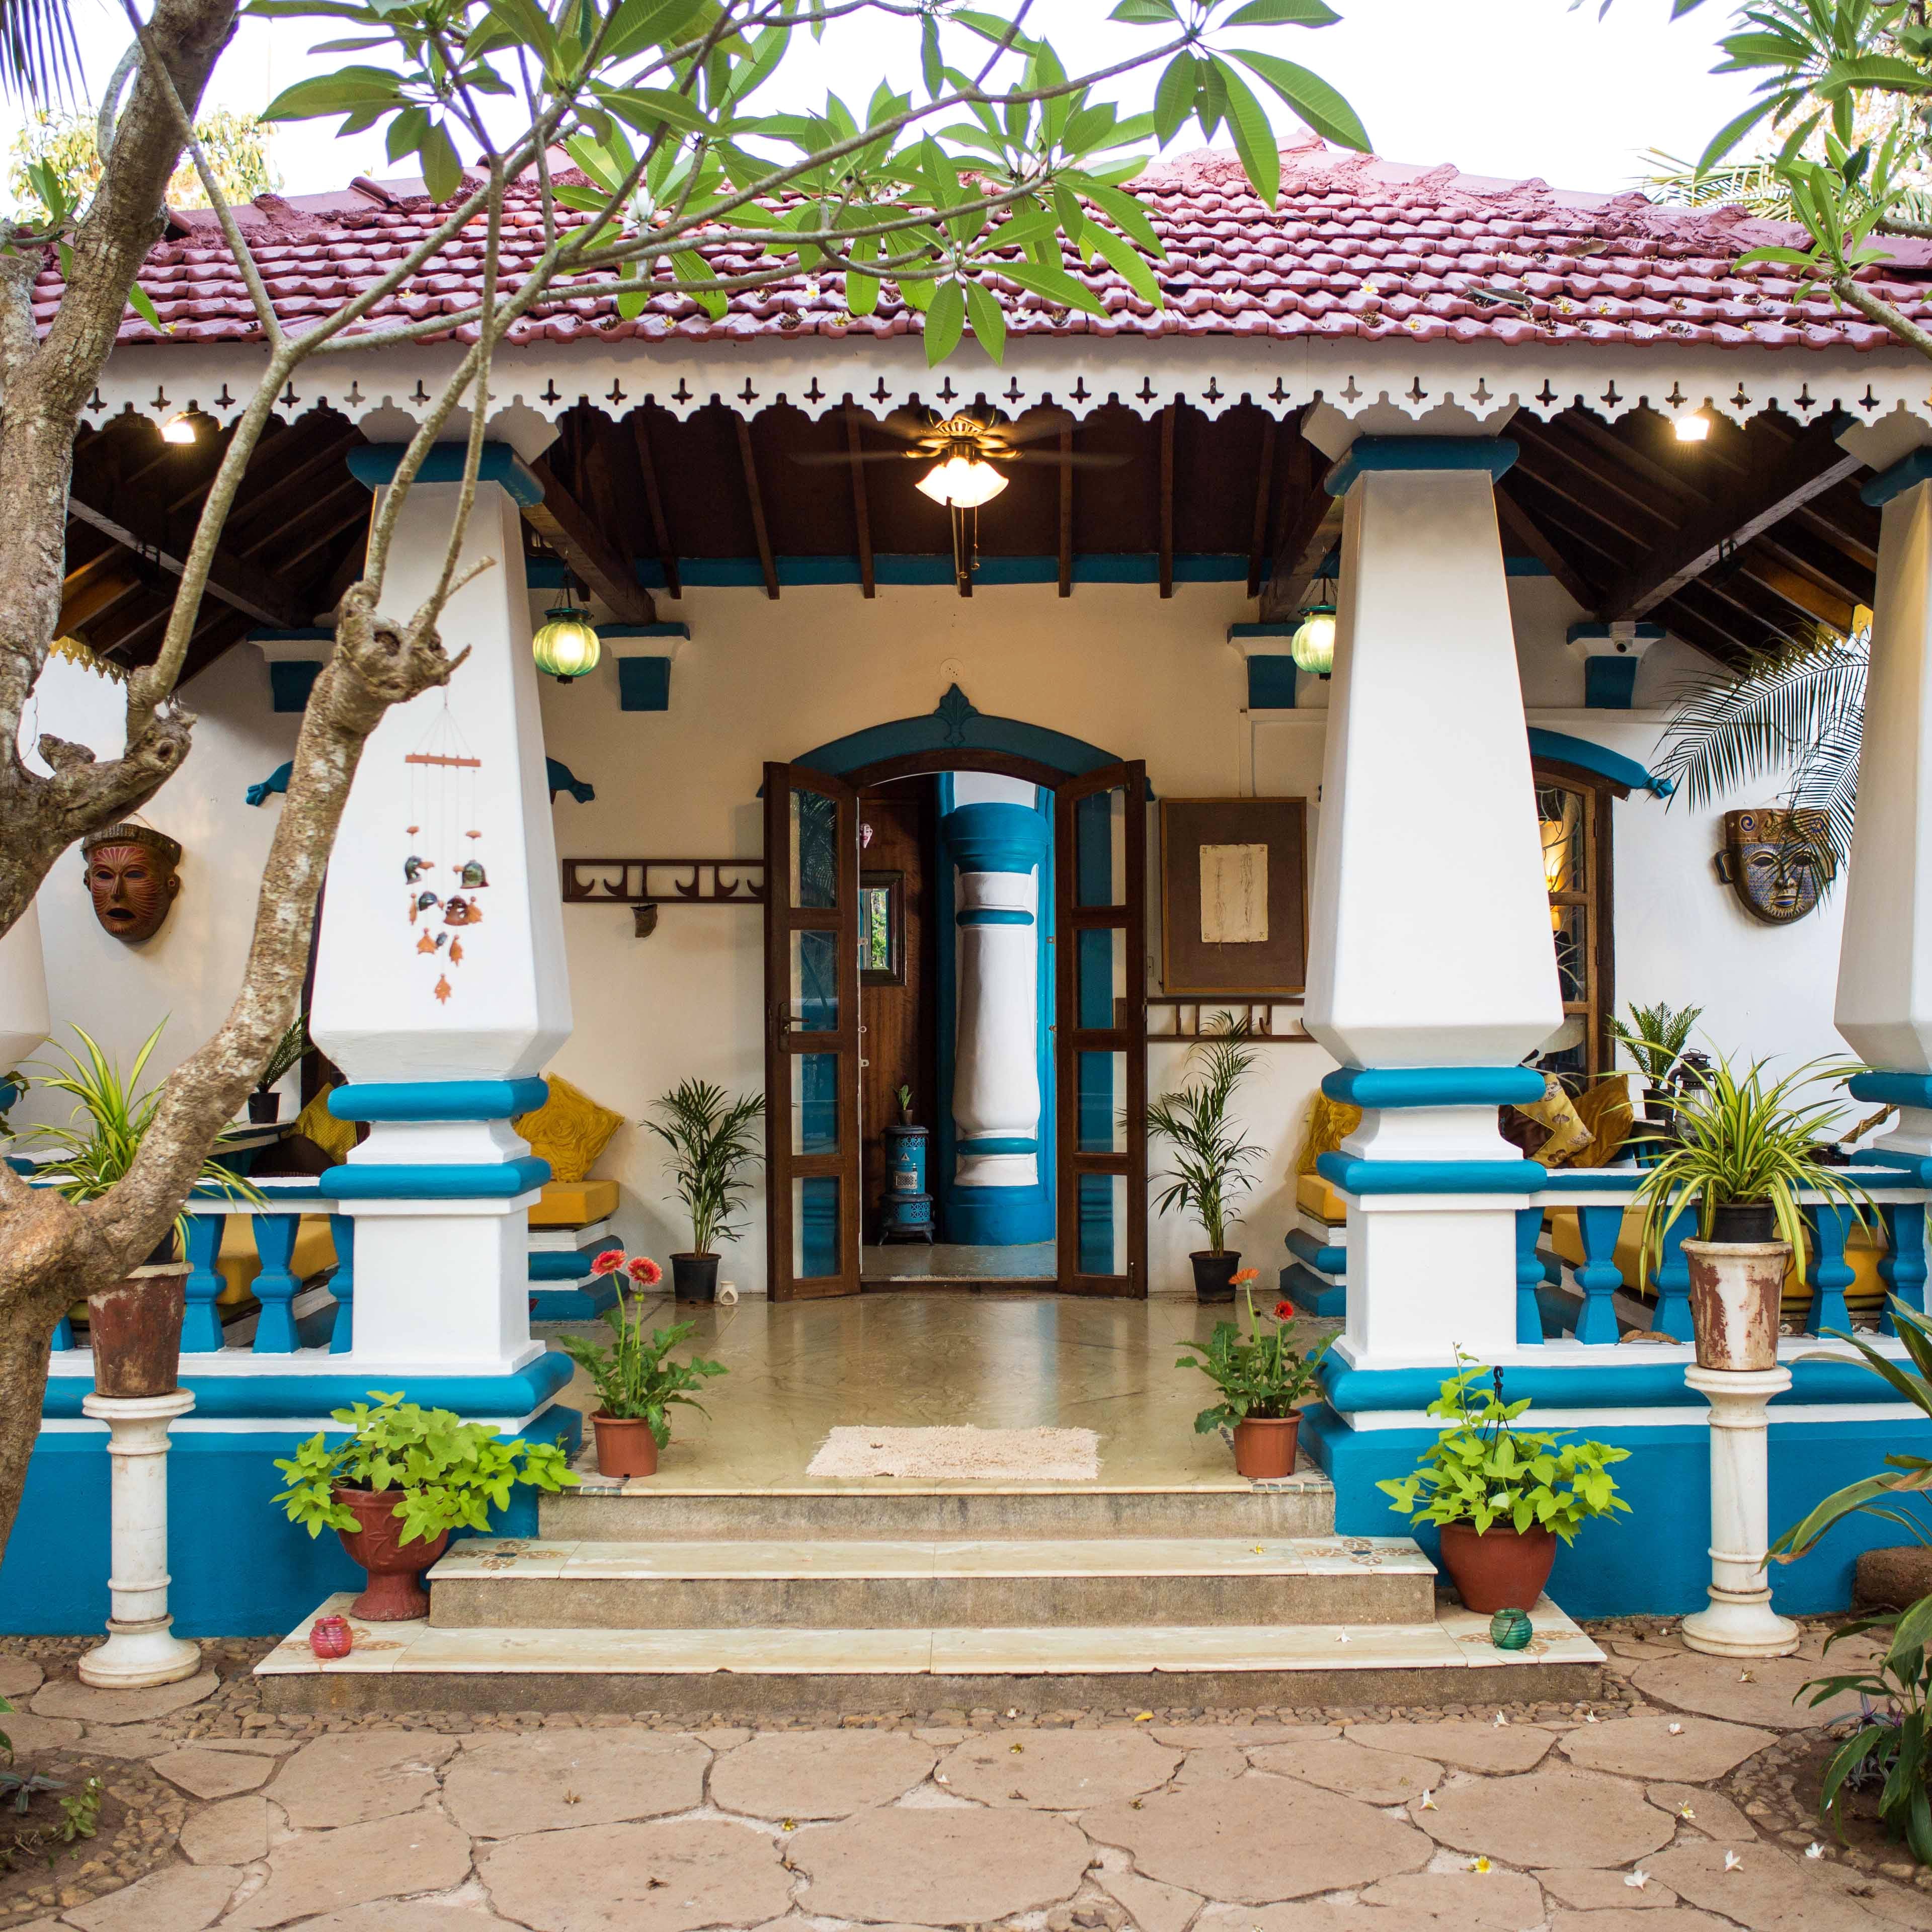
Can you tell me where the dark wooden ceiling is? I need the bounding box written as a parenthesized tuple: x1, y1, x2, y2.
(59, 389, 1877, 685)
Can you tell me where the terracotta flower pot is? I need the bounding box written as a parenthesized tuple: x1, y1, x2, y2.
(1232, 1413, 1301, 1480)
(1683, 1237, 1790, 1372)
(1437, 1521, 1558, 1616)
(87, 1263, 188, 1398)
(333, 1486, 448, 1622)
(592, 1411, 660, 1479)
(1190, 1251, 1241, 1303)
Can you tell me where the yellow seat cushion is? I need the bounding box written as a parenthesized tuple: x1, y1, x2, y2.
(516, 1075, 624, 1185)
(1545, 1204, 1885, 1318)
(1295, 1092, 1362, 1174)
(1569, 1075, 1634, 1169)
(1295, 1172, 1349, 1224)
(1519, 1075, 1592, 1167)
(530, 1178, 621, 1228)
(294, 1083, 359, 1164)
(214, 1214, 338, 1305)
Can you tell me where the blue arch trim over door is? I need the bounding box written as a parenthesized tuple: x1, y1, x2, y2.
(1527, 728, 1671, 799)
(794, 685, 1149, 791)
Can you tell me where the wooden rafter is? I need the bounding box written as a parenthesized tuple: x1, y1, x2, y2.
(523, 454, 657, 624)
(1559, 414, 1708, 509)
(1494, 480, 1601, 612)
(846, 408, 875, 599)
(1058, 425, 1074, 600)
(1737, 545, 1859, 633)
(734, 416, 780, 601)
(65, 491, 303, 628)
(1257, 438, 1336, 622)
(1158, 404, 1176, 599)
(628, 413, 681, 599)
(1245, 414, 1277, 599)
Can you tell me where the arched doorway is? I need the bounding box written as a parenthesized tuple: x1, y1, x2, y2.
(764, 692, 1147, 1301)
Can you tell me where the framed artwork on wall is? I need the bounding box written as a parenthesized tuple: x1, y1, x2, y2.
(1158, 797, 1309, 997)
(859, 870, 905, 985)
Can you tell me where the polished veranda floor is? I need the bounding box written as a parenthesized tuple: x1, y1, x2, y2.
(535, 1290, 1341, 1491)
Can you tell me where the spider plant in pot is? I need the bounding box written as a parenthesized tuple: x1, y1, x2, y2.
(1146, 1019, 1263, 1302)
(645, 1081, 765, 1303)
(1378, 1357, 1631, 1614)
(1175, 1277, 1329, 1478)
(1634, 1054, 1873, 1372)
(556, 1252, 727, 1478)
(249, 1015, 308, 1124)
(27, 1022, 260, 1395)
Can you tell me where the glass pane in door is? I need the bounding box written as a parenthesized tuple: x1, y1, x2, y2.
(789, 928, 840, 1031)
(790, 787, 838, 909)
(793, 1176, 841, 1278)
(790, 1054, 841, 1155)
(1074, 787, 1126, 907)
(1077, 1173, 1128, 1276)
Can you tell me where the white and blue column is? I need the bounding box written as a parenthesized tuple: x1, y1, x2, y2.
(1303, 435, 1562, 1368)
(310, 444, 572, 1378)
(939, 777, 1053, 1246)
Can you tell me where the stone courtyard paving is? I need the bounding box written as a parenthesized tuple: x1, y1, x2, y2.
(3, 1622, 1931, 1932)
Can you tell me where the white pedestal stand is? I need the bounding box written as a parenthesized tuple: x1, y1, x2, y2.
(1681, 1365, 1800, 1658)
(78, 1391, 201, 1688)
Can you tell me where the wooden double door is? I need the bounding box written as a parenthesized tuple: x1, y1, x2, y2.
(762, 759, 1148, 1301)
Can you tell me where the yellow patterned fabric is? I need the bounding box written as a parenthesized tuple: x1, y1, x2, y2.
(516, 1075, 624, 1185)
(293, 1083, 358, 1164)
(1294, 1092, 1363, 1175)
(1519, 1075, 1592, 1168)
(1570, 1075, 1634, 1169)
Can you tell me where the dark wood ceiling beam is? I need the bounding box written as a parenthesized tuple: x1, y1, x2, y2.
(1158, 405, 1176, 600)
(59, 572, 143, 637)
(1245, 415, 1277, 599)
(628, 413, 681, 600)
(1512, 424, 1673, 532)
(65, 492, 304, 628)
(1591, 422, 1866, 619)
(1496, 472, 1631, 578)
(732, 418, 779, 602)
(523, 454, 658, 623)
(1653, 592, 1754, 666)
(845, 408, 875, 600)
(1557, 413, 1709, 508)
(1058, 425, 1073, 600)
(1752, 526, 1874, 606)
(1738, 543, 1860, 632)
(1791, 503, 1878, 574)
(272, 490, 372, 578)
(1258, 437, 1338, 622)
(1669, 575, 1791, 656)
(225, 431, 362, 543)
(1494, 481, 1603, 611)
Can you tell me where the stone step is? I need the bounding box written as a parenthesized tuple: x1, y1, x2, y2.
(256, 1590, 1607, 1716)
(425, 1535, 1435, 1631)
(539, 1478, 1334, 1543)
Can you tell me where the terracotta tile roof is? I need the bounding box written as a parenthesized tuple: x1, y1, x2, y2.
(50, 133, 1932, 354)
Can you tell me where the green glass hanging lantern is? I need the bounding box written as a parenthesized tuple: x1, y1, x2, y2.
(532, 605, 601, 682)
(1488, 1605, 1534, 1651)
(1291, 569, 1337, 677)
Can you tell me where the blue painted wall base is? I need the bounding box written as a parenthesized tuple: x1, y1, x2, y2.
(1301, 1400, 1932, 1619)
(1279, 1259, 1345, 1319)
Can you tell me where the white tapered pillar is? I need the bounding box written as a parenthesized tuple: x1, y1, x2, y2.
(78, 1391, 201, 1688)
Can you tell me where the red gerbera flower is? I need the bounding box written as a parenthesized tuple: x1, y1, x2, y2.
(626, 1255, 663, 1287)
(590, 1249, 626, 1276)
(1275, 1301, 1296, 1321)
(1231, 1267, 1259, 1286)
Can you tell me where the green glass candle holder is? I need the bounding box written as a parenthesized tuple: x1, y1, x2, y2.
(1489, 1605, 1534, 1651)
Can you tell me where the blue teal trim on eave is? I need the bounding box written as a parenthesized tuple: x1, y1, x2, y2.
(1527, 728, 1671, 798)
(42, 1350, 572, 1421)
(245, 761, 292, 808)
(329, 1079, 548, 1123)
(1324, 436, 1519, 496)
(1863, 448, 1932, 507)
(546, 757, 595, 804)
(617, 657, 671, 711)
(1323, 1066, 1547, 1109)
(321, 1156, 551, 1199)
(1317, 1152, 1548, 1195)
(597, 623, 690, 640)
(348, 443, 542, 508)
(1850, 1071, 1932, 1110)
(947, 801, 1050, 875)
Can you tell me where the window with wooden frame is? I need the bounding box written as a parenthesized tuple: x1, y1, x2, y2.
(1533, 761, 1616, 1078)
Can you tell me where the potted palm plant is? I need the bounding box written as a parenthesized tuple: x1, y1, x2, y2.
(557, 1251, 727, 1478)
(1176, 1275, 1328, 1477)
(249, 1015, 308, 1124)
(1146, 1019, 1263, 1302)
(273, 1390, 577, 1618)
(1634, 1053, 1873, 1372)
(1379, 1357, 1632, 1614)
(645, 1080, 764, 1302)
(1608, 999, 1704, 1146)
(28, 1022, 259, 1395)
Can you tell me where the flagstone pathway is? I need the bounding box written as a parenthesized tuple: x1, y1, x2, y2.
(2, 1621, 1929, 1932)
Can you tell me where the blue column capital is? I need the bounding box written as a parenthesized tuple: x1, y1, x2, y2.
(346, 443, 543, 508)
(1323, 436, 1519, 497)
(1322, 1065, 1548, 1108)
(944, 801, 1050, 874)
(329, 1079, 550, 1123)
(1861, 446, 1932, 508)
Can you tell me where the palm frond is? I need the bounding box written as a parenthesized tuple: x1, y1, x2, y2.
(0, 0, 79, 105)
(1641, 145, 1799, 217)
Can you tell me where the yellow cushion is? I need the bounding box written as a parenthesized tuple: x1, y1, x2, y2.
(1519, 1076, 1592, 1168)
(1294, 1093, 1363, 1175)
(294, 1083, 359, 1164)
(1569, 1075, 1634, 1169)
(516, 1075, 624, 1185)
(214, 1214, 337, 1305)
(1295, 1172, 1349, 1224)
(530, 1178, 621, 1228)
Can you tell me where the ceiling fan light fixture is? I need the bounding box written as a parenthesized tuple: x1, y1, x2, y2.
(916, 454, 1008, 509)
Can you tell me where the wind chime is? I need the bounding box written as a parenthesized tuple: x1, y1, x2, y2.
(402, 702, 488, 1004)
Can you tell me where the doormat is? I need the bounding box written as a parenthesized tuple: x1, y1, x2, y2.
(806, 1425, 1100, 1482)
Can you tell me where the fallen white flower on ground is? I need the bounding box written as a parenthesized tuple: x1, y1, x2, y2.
(1626, 1871, 1649, 1889)
(1724, 1852, 1743, 1872)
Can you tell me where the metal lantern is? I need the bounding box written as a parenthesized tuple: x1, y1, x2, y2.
(532, 606, 601, 682)
(1488, 1605, 1534, 1651)
(1290, 608, 1336, 676)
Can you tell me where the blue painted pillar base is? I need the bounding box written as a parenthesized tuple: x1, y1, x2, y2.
(182, 1214, 226, 1353)
(1881, 1202, 1928, 1335)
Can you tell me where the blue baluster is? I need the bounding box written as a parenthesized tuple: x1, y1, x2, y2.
(249, 1213, 301, 1353)
(181, 1213, 227, 1352)
(1651, 1209, 1695, 1343)
(1514, 1206, 1547, 1344)
(1573, 1203, 1626, 1345)
(328, 1213, 355, 1354)
(1802, 1203, 1856, 1339)
(52, 1313, 72, 1351)
(1880, 1201, 1927, 1336)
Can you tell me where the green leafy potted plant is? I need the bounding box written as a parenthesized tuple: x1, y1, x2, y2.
(645, 1080, 764, 1302)
(249, 1015, 308, 1124)
(1609, 999, 1704, 1141)
(274, 1390, 577, 1619)
(557, 1251, 727, 1478)
(1147, 1020, 1262, 1302)
(28, 1022, 258, 1395)
(1634, 1053, 1872, 1372)
(1378, 1358, 1631, 1614)
(1176, 1274, 1328, 1478)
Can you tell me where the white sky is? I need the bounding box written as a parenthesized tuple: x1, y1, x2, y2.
(12, 0, 1759, 201)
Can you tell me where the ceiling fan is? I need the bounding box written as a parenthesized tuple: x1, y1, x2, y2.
(791, 409, 1125, 506)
